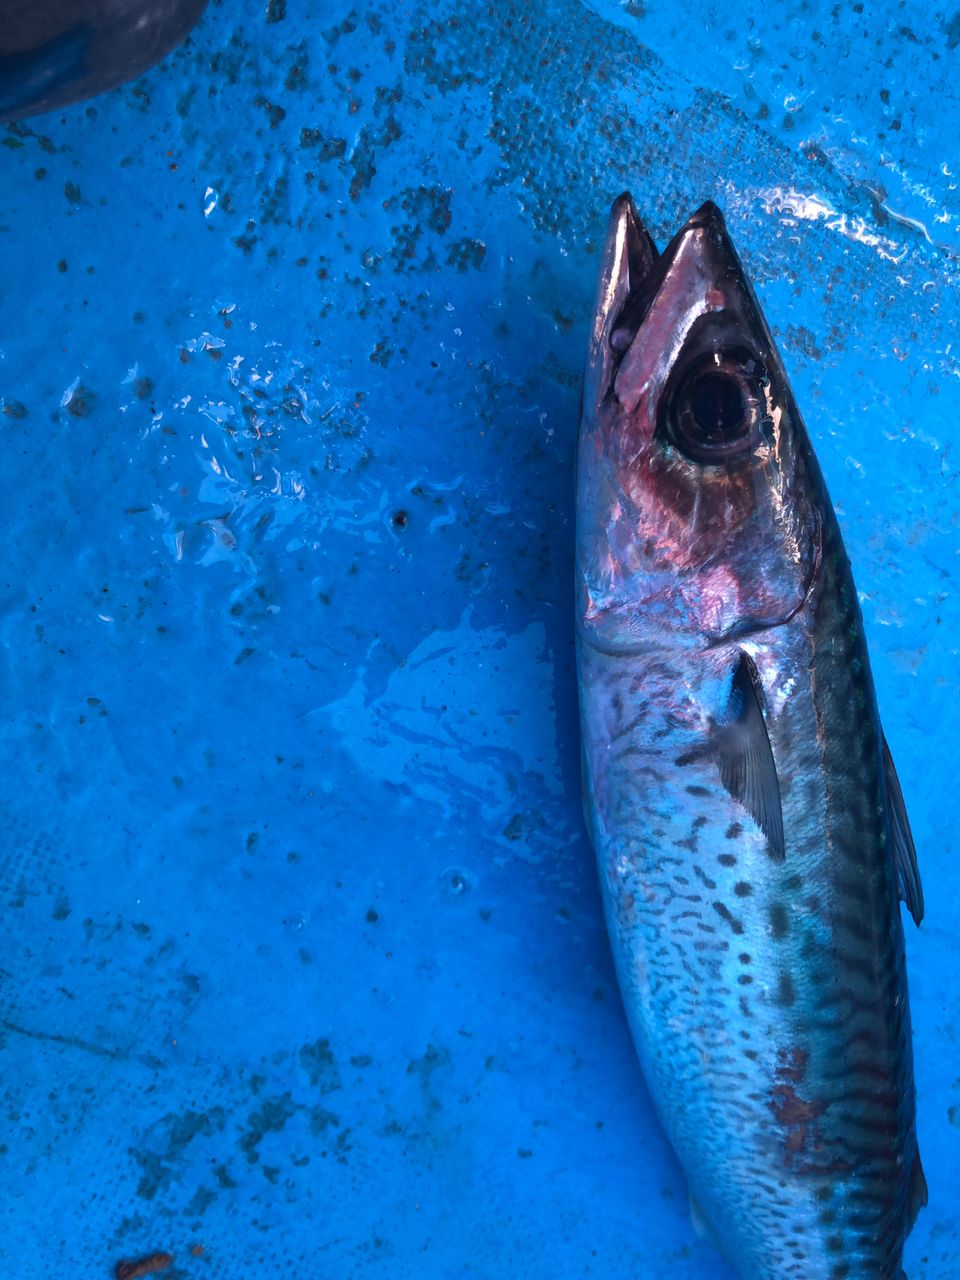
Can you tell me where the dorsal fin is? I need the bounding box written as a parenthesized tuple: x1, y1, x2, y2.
(882, 734, 923, 926)
(714, 652, 785, 862)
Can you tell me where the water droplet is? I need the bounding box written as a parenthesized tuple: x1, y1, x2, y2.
(440, 866, 476, 898)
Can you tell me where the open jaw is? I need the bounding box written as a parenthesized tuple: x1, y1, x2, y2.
(603, 197, 741, 356)
(585, 195, 744, 415)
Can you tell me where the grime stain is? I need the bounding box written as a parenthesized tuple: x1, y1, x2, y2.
(239, 1093, 299, 1164)
(64, 383, 96, 418)
(446, 237, 486, 270)
(131, 1109, 227, 1200)
(406, 1043, 453, 1114)
(299, 1038, 342, 1093)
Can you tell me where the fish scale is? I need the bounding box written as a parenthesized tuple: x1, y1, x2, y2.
(577, 196, 924, 1279)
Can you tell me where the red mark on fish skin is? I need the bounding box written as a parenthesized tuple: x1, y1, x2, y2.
(769, 1047, 828, 1168)
(776, 1046, 809, 1084)
(770, 1085, 823, 1136)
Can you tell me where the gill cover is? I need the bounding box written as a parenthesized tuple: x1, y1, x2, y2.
(577, 196, 822, 654)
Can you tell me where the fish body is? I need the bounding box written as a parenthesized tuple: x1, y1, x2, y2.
(0, 2, 208, 123)
(577, 197, 925, 1279)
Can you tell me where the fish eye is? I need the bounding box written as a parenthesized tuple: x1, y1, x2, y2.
(665, 348, 766, 464)
(689, 373, 746, 440)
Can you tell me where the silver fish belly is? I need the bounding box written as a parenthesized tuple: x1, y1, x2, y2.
(576, 196, 926, 1280)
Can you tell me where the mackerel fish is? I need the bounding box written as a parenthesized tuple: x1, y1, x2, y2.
(576, 196, 926, 1280)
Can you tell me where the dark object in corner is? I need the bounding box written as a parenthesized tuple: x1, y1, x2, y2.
(0, 0, 208, 121)
(115, 1252, 174, 1280)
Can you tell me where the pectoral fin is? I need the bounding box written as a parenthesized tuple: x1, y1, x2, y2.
(715, 653, 785, 862)
(882, 734, 923, 926)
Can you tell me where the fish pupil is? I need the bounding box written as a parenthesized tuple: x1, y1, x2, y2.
(660, 340, 764, 463)
(690, 372, 746, 441)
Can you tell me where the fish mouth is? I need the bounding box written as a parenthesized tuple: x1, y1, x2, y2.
(683, 199, 728, 233)
(604, 196, 730, 345)
(615, 194, 728, 271)
(584, 193, 758, 417)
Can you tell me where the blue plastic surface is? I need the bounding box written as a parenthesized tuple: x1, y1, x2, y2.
(1, 2, 956, 1276)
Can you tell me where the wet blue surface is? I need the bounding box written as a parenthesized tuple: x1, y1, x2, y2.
(1, 1, 957, 1276)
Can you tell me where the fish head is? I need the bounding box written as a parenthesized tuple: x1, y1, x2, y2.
(578, 195, 823, 653)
